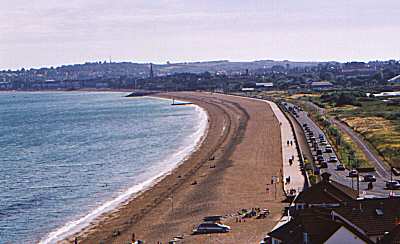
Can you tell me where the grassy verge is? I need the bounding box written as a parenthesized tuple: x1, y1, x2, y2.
(294, 101, 371, 169)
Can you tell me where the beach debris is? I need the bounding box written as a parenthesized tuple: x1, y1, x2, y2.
(256, 209, 270, 219)
(168, 235, 184, 243)
(210, 165, 216, 168)
(191, 180, 197, 185)
(203, 215, 223, 223)
(112, 229, 120, 237)
(209, 156, 215, 161)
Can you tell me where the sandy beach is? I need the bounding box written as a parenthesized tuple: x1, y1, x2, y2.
(65, 92, 285, 243)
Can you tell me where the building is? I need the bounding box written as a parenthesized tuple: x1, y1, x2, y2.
(255, 82, 274, 91)
(310, 81, 334, 91)
(294, 172, 359, 210)
(268, 174, 400, 244)
(268, 208, 374, 244)
(241, 87, 255, 92)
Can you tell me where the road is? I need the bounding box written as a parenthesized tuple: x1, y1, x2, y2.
(304, 100, 392, 180)
(282, 102, 398, 198)
(331, 119, 390, 179)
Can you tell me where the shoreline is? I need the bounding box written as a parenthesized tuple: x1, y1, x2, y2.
(38, 96, 209, 243)
(63, 92, 285, 243)
(57, 92, 222, 243)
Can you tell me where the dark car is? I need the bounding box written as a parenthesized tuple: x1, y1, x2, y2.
(363, 174, 377, 182)
(348, 170, 358, 178)
(386, 181, 400, 190)
(320, 161, 328, 168)
(317, 155, 324, 162)
(325, 147, 333, 153)
(192, 222, 231, 234)
(336, 164, 345, 171)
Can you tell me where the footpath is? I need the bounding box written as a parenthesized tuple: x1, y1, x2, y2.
(266, 101, 305, 196)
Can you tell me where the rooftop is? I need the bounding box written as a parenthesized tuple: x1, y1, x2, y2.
(294, 172, 359, 205)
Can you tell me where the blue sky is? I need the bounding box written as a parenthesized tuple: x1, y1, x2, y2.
(1, 0, 399, 69)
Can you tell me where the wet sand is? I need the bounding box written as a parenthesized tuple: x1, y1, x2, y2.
(66, 92, 285, 243)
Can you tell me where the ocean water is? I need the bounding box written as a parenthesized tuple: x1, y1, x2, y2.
(0, 92, 207, 243)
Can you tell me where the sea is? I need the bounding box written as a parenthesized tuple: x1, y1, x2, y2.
(0, 91, 208, 243)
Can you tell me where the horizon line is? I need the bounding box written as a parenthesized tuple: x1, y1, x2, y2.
(2, 57, 400, 72)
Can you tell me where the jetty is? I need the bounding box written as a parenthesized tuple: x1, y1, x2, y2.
(171, 99, 193, 106)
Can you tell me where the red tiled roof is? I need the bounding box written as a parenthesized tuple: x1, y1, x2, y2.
(269, 208, 373, 244)
(333, 197, 400, 236)
(294, 178, 358, 205)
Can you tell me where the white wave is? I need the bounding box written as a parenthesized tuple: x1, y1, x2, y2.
(39, 104, 208, 244)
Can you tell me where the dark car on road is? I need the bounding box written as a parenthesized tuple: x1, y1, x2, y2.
(386, 181, 400, 190)
(348, 169, 358, 178)
(317, 155, 324, 162)
(363, 174, 376, 182)
(336, 164, 345, 171)
(320, 161, 328, 168)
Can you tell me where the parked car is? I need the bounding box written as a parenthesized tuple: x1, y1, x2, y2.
(348, 169, 358, 178)
(386, 181, 400, 190)
(316, 149, 323, 156)
(336, 164, 345, 171)
(320, 141, 328, 147)
(192, 222, 231, 234)
(325, 147, 333, 153)
(317, 155, 325, 162)
(363, 174, 377, 182)
(320, 161, 328, 168)
(329, 156, 338, 163)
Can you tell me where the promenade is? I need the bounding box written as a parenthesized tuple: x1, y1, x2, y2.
(266, 101, 305, 196)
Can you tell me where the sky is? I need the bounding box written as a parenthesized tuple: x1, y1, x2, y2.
(1, 0, 400, 70)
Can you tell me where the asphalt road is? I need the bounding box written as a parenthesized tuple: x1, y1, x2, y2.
(331, 119, 390, 179)
(283, 102, 399, 198)
(305, 100, 391, 179)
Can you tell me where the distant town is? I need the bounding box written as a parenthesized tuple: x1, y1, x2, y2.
(1, 60, 399, 92)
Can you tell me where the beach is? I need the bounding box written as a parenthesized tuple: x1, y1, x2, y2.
(66, 92, 285, 243)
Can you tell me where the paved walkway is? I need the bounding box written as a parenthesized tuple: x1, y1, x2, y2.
(266, 101, 305, 195)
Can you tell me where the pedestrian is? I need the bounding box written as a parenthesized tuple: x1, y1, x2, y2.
(287, 140, 290, 146)
(290, 140, 293, 146)
(131, 233, 135, 244)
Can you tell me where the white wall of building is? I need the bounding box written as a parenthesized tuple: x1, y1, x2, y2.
(325, 226, 367, 244)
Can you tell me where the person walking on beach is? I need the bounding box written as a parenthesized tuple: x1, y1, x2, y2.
(131, 233, 135, 244)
